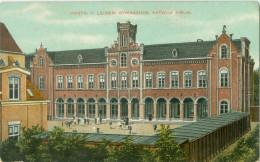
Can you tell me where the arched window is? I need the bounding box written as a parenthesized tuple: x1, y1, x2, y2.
(67, 98, 74, 118)
(111, 72, 117, 89)
(220, 100, 228, 113)
(77, 98, 85, 118)
(88, 98, 95, 118)
(121, 53, 126, 67)
(157, 98, 166, 119)
(170, 98, 180, 118)
(121, 72, 127, 88)
(98, 98, 106, 118)
(39, 56, 44, 67)
(221, 45, 228, 59)
(56, 98, 64, 117)
(144, 98, 154, 119)
(120, 98, 128, 119)
(131, 98, 139, 119)
(110, 98, 118, 119)
(132, 72, 138, 88)
(220, 68, 229, 87)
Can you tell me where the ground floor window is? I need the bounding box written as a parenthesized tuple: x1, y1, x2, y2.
(56, 98, 64, 117)
(131, 98, 139, 119)
(144, 98, 154, 119)
(121, 98, 128, 119)
(8, 122, 20, 141)
(67, 98, 74, 118)
(157, 98, 166, 119)
(88, 98, 95, 118)
(197, 98, 208, 119)
(170, 98, 180, 118)
(220, 100, 228, 114)
(183, 98, 194, 118)
(110, 98, 118, 119)
(77, 98, 85, 118)
(98, 98, 106, 119)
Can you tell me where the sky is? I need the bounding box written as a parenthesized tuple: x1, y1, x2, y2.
(0, 1, 259, 68)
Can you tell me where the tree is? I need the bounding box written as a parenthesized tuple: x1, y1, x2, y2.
(0, 139, 23, 162)
(253, 68, 259, 105)
(154, 125, 186, 162)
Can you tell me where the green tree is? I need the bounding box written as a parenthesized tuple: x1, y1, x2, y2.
(154, 125, 186, 162)
(0, 139, 23, 162)
(253, 68, 259, 105)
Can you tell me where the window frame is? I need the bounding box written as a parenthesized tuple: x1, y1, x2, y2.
(219, 68, 229, 87)
(111, 72, 117, 89)
(132, 71, 139, 89)
(121, 53, 127, 67)
(145, 72, 153, 89)
(39, 76, 45, 90)
(8, 122, 20, 141)
(77, 75, 84, 89)
(220, 100, 229, 114)
(220, 44, 228, 59)
(88, 74, 94, 89)
(39, 56, 44, 67)
(121, 72, 127, 89)
(183, 71, 193, 88)
(157, 71, 166, 88)
(170, 71, 179, 88)
(67, 75, 74, 89)
(57, 75, 64, 90)
(99, 74, 105, 89)
(197, 70, 207, 88)
(9, 77, 20, 100)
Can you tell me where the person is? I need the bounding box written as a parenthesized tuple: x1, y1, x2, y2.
(128, 126, 132, 134)
(149, 113, 153, 121)
(119, 122, 122, 130)
(153, 123, 157, 133)
(95, 118, 97, 124)
(77, 118, 80, 125)
(109, 121, 112, 129)
(73, 117, 77, 125)
(84, 118, 87, 125)
(87, 118, 90, 125)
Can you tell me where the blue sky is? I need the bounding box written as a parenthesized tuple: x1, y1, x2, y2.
(0, 1, 258, 68)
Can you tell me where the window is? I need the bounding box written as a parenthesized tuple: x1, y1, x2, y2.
(158, 72, 165, 88)
(8, 124, 20, 141)
(67, 75, 73, 89)
(77, 75, 83, 89)
(39, 56, 44, 67)
(132, 58, 138, 66)
(78, 54, 83, 63)
(221, 45, 228, 59)
(220, 100, 228, 113)
(184, 71, 192, 88)
(172, 49, 178, 57)
(9, 78, 19, 100)
(121, 72, 127, 88)
(39, 76, 44, 90)
(145, 72, 152, 88)
(99, 74, 105, 89)
(111, 72, 117, 89)
(111, 60, 117, 67)
(57, 76, 63, 89)
(15, 61, 20, 66)
(88, 75, 94, 89)
(198, 71, 207, 88)
(122, 34, 126, 47)
(0, 59, 5, 66)
(220, 68, 228, 87)
(121, 53, 126, 67)
(171, 71, 179, 88)
(132, 72, 138, 88)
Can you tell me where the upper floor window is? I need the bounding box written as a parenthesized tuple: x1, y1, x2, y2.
(220, 68, 228, 87)
(99, 74, 105, 89)
(171, 71, 179, 88)
(8, 123, 20, 141)
(88, 75, 94, 89)
(78, 54, 83, 63)
(67, 75, 73, 89)
(111, 72, 117, 89)
(132, 72, 139, 88)
(184, 71, 192, 88)
(57, 76, 63, 89)
(121, 53, 126, 67)
(198, 71, 207, 88)
(121, 72, 127, 89)
(77, 75, 83, 89)
(39, 56, 44, 67)
(158, 72, 165, 88)
(172, 49, 178, 57)
(145, 72, 152, 88)
(0, 59, 5, 66)
(9, 78, 19, 100)
(122, 34, 126, 47)
(220, 100, 228, 114)
(221, 45, 228, 59)
(39, 76, 45, 90)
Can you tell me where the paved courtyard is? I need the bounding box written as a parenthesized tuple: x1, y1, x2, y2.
(47, 119, 187, 135)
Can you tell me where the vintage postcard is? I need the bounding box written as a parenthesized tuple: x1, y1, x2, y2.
(0, 1, 259, 161)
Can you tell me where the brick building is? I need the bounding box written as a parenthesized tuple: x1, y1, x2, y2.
(27, 22, 254, 121)
(0, 22, 48, 141)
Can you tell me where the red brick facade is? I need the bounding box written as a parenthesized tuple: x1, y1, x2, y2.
(28, 22, 254, 121)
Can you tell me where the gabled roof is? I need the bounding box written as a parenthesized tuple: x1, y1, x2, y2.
(26, 79, 46, 101)
(0, 22, 22, 53)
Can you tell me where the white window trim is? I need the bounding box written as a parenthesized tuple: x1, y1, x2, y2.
(157, 71, 166, 88)
(170, 71, 179, 88)
(144, 72, 153, 89)
(131, 71, 139, 89)
(219, 67, 229, 87)
(66, 75, 74, 89)
(197, 70, 207, 88)
(120, 71, 127, 89)
(39, 56, 44, 67)
(110, 72, 117, 89)
(172, 49, 178, 57)
(183, 71, 193, 88)
(219, 99, 229, 114)
(8, 122, 20, 140)
(120, 53, 127, 67)
(88, 74, 95, 89)
(98, 73, 105, 89)
(56, 75, 64, 90)
(39, 76, 45, 90)
(219, 44, 229, 59)
(8, 77, 20, 101)
(77, 74, 84, 90)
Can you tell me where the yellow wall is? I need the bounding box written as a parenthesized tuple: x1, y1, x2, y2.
(0, 51, 25, 68)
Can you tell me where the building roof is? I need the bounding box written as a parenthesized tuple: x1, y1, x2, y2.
(0, 22, 22, 53)
(35, 111, 248, 146)
(26, 79, 46, 101)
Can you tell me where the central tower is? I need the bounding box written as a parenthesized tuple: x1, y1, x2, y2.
(117, 21, 137, 49)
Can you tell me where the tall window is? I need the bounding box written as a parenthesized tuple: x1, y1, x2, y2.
(158, 72, 165, 88)
(132, 72, 138, 88)
(111, 72, 117, 89)
(145, 72, 152, 88)
(8, 124, 20, 141)
(171, 71, 179, 88)
(121, 53, 126, 67)
(77, 75, 83, 89)
(88, 75, 94, 89)
(67, 75, 73, 89)
(198, 71, 207, 88)
(57, 76, 63, 89)
(221, 45, 227, 59)
(121, 72, 127, 88)
(122, 34, 126, 47)
(220, 100, 228, 113)
(220, 68, 228, 87)
(184, 71, 192, 88)
(9, 78, 19, 100)
(99, 74, 105, 89)
(39, 76, 44, 90)
(39, 56, 44, 67)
